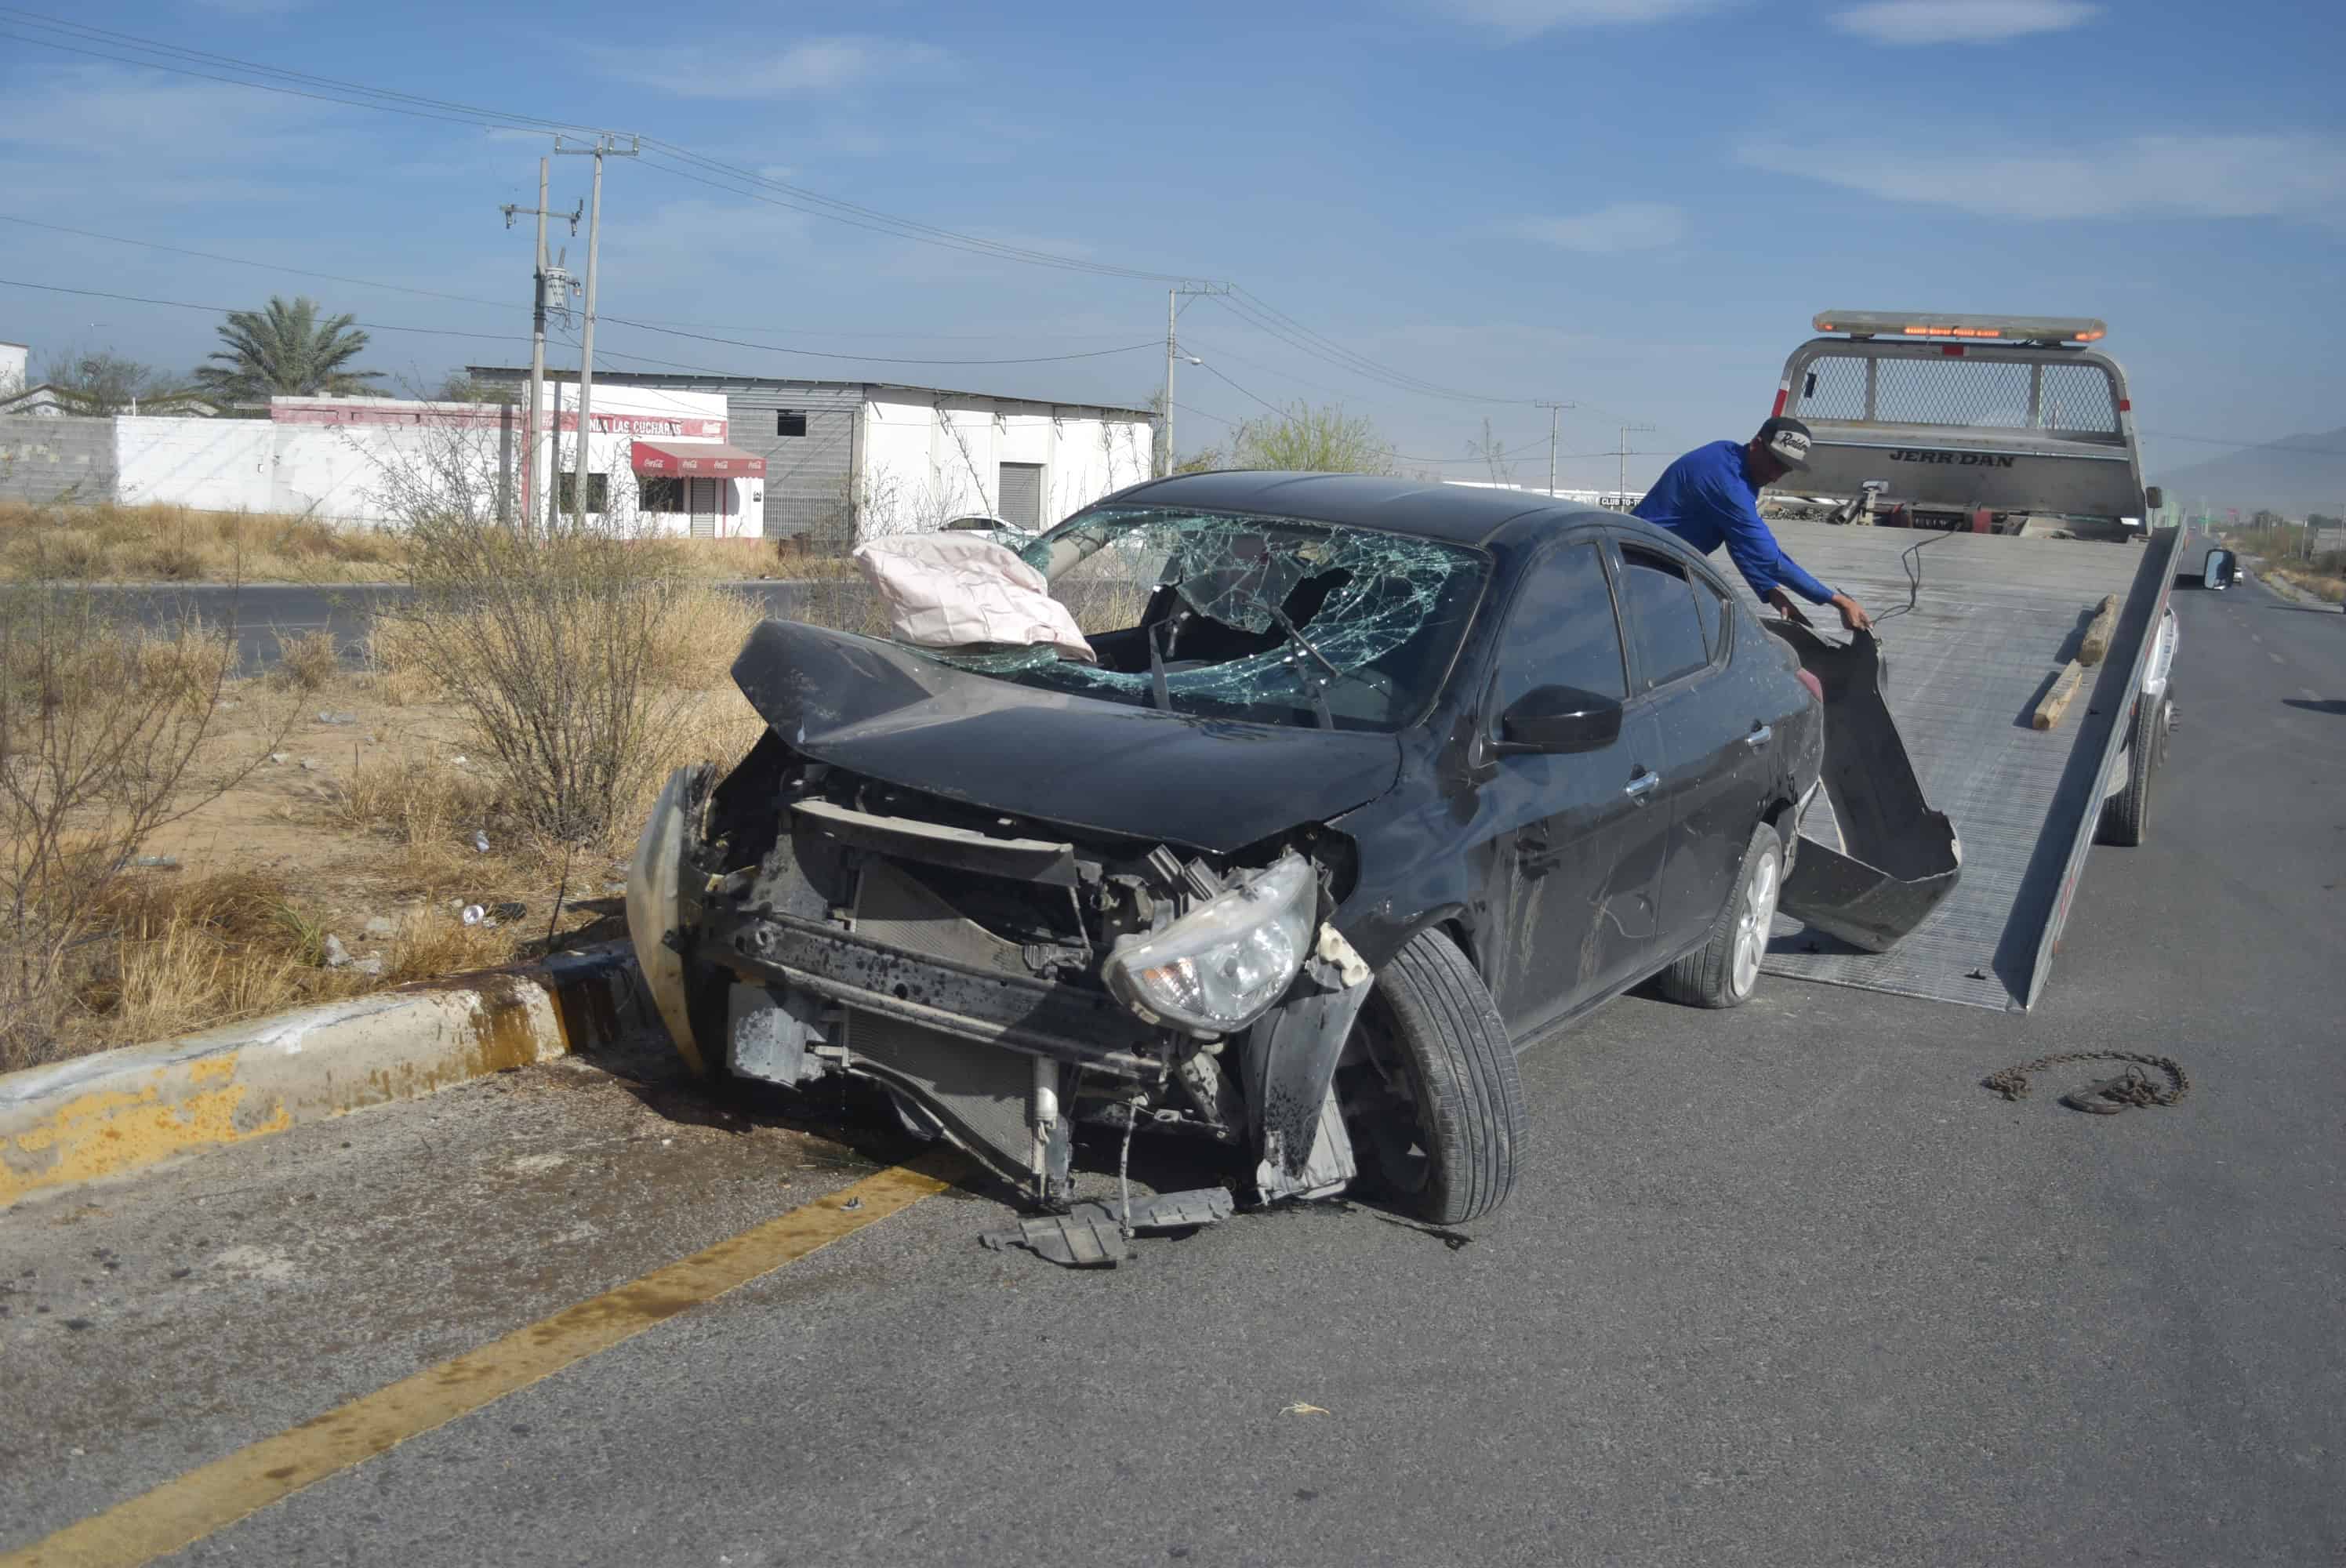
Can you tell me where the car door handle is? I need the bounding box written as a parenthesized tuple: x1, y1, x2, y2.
(1625, 771, 1660, 802)
(1745, 724, 1774, 749)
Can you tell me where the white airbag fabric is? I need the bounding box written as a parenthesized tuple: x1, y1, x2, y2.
(853, 532, 1095, 662)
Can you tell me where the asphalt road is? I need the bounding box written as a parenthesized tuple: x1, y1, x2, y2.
(5, 548, 2342, 1566)
(70, 581, 813, 673)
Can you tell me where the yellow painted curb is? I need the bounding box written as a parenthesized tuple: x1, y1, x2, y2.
(0, 949, 645, 1206)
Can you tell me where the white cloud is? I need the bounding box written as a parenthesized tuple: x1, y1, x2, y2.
(1830, 0, 2098, 43)
(1738, 133, 2346, 221)
(591, 37, 945, 99)
(1422, 0, 1724, 34)
(0, 64, 346, 205)
(1513, 201, 1687, 252)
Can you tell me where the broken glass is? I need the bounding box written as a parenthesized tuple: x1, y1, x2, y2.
(900, 506, 1488, 733)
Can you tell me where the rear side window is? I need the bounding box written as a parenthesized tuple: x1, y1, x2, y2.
(1493, 541, 1626, 713)
(1618, 550, 1709, 690)
(1692, 575, 1726, 659)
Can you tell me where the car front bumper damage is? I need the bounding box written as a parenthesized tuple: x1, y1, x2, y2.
(632, 758, 1372, 1247)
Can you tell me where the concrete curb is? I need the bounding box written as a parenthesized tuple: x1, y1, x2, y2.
(0, 946, 648, 1206)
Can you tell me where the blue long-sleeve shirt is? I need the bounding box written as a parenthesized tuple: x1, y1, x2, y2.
(1632, 440, 1836, 605)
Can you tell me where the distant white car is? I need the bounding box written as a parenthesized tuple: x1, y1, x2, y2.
(939, 514, 1037, 552)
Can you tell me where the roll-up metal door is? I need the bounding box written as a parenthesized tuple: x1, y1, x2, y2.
(688, 477, 720, 539)
(997, 463, 1044, 532)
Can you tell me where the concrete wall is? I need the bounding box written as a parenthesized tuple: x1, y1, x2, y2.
(116, 418, 278, 513)
(855, 396, 1153, 538)
(0, 414, 116, 505)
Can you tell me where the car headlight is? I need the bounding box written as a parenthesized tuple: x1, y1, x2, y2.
(1104, 854, 1317, 1035)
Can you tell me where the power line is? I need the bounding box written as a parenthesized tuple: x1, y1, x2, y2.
(594, 315, 1158, 368)
(0, 277, 528, 343)
(1190, 360, 1287, 419)
(0, 8, 1630, 419)
(0, 267, 1159, 369)
(0, 211, 1142, 344)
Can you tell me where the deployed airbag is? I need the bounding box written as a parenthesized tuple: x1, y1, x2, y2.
(854, 532, 1096, 662)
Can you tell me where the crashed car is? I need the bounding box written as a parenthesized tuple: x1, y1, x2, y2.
(628, 473, 1824, 1228)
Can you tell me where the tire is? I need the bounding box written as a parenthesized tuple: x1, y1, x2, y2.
(2098, 693, 2168, 848)
(1654, 822, 1784, 1010)
(1335, 929, 1526, 1226)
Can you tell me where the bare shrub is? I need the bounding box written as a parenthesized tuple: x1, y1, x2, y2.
(369, 423, 764, 853)
(0, 586, 287, 1068)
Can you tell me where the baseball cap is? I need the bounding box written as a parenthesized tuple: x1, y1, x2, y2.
(1756, 415, 1814, 470)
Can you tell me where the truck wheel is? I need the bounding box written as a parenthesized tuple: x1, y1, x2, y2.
(1655, 822, 1784, 1010)
(2099, 693, 2168, 847)
(1335, 929, 1525, 1226)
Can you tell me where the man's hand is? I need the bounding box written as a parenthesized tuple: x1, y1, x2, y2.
(1765, 587, 1814, 627)
(1830, 593, 1873, 633)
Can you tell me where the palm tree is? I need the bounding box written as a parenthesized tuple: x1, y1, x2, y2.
(195, 296, 383, 403)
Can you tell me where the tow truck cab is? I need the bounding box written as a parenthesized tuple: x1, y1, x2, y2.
(1767, 310, 2163, 542)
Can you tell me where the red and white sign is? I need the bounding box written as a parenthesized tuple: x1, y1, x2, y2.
(630, 439, 766, 478)
(269, 400, 728, 441)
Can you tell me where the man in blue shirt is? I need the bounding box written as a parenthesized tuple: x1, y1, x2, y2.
(1634, 416, 1872, 633)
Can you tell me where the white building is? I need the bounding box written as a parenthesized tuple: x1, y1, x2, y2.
(469, 368, 1155, 541)
(0, 341, 27, 397)
(274, 384, 765, 537)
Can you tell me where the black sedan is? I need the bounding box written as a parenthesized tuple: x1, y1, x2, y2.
(627, 473, 1824, 1237)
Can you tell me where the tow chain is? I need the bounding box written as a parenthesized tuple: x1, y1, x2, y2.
(1983, 1051, 2190, 1114)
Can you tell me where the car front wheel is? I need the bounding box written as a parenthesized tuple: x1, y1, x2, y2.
(1335, 928, 1526, 1226)
(1655, 822, 1784, 1010)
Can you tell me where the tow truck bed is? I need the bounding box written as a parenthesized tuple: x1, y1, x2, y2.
(1736, 519, 2181, 1011)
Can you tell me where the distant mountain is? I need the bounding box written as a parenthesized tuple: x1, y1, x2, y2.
(2153, 428, 2346, 520)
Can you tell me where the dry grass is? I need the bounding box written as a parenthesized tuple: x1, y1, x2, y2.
(53, 868, 553, 1055)
(0, 499, 869, 586)
(2221, 529, 2346, 604)
(68, 871, 366, 1052)
(0, 499, 410, 584)
(270, 627, 343, 692)
(2267, 560, 2346, 603)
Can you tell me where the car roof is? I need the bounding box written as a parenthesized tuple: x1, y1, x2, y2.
(1104, 471, 1614, 547)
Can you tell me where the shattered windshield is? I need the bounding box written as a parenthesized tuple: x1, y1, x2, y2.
(899, 506, 1487, 733)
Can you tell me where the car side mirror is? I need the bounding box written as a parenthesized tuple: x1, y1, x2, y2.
(1497, 684, 1623, 754)
(2144, 485, 2165, 510)
(2202, 547, 2237, 590)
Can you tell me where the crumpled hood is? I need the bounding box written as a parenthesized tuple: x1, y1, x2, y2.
(731, 619, 1402, 855)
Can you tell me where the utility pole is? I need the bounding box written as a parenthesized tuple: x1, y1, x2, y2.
(1161, 282, 1231, 476)
(1535, 401, 1575, 496)
(554, 134, 638, 525)
(501, 161, 579, 532)
(1617, 423, 1656, 506)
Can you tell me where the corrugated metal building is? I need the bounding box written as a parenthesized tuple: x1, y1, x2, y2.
(469, 368, 1153, 542)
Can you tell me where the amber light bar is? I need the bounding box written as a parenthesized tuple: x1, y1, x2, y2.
(1813, 310, 2107, 343)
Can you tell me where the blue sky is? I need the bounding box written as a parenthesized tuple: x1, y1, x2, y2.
(1, 0, 2339, 488)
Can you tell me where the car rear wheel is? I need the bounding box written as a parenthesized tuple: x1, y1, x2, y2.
(1654, 822, 1783, 1010)
(1335, 928, 1525, 1226)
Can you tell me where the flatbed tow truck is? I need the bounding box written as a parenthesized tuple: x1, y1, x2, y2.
(1752, 311, 2181, 1012)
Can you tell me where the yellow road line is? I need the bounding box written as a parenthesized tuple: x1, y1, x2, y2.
(2, 1148, 969, 1568)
